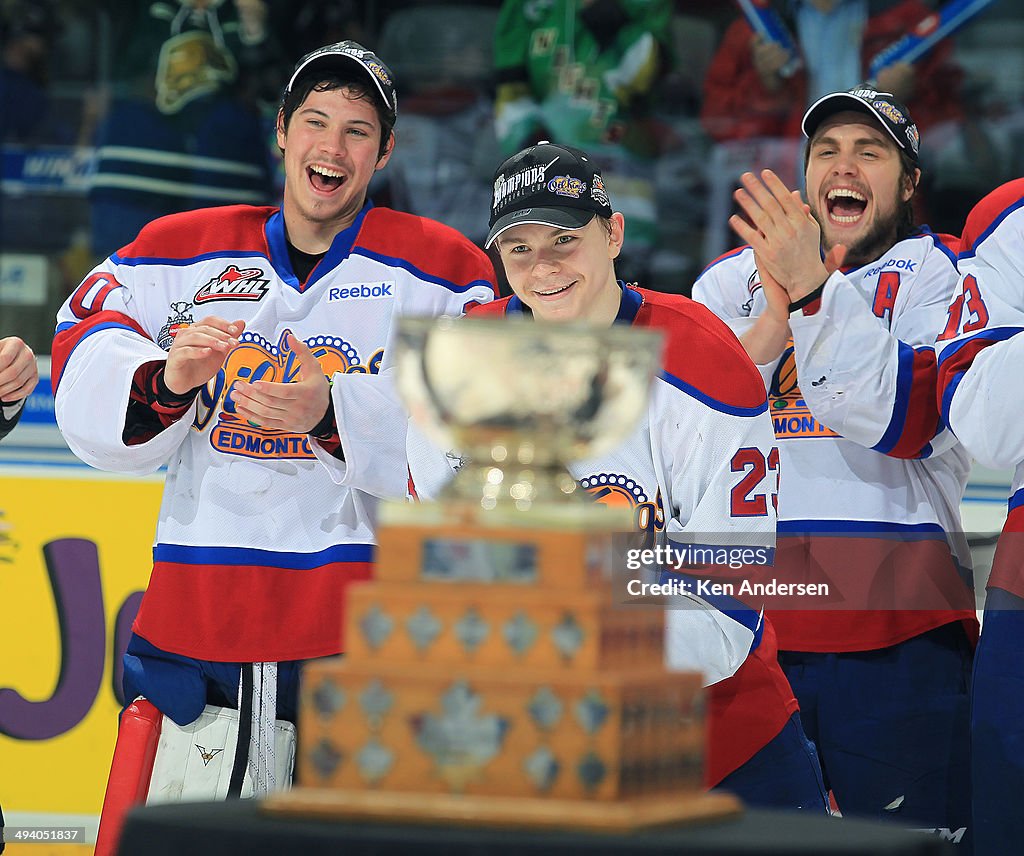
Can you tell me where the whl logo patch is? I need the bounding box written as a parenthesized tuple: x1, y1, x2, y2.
(195, 265, 270, 304)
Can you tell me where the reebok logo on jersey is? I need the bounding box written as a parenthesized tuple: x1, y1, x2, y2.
(865, 258, 916, 277)
(328, 282, 394, 301)
(194, 265, 270, 304)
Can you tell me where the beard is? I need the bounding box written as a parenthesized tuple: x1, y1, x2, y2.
(810, 200, 906, 269)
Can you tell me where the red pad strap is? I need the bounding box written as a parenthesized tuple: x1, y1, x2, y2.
(94, 699, 163, 856)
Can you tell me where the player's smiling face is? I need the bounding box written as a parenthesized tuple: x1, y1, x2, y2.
(277, 86, 392, 251)
(805, 112, 917, 265)
(496, 214, 625, 324)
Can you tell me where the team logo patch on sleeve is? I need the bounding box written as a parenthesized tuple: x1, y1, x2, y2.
(157, 301, 195, 350)
(580, 475, 664, 541)
(769, 342, 840, 439)
(194, 265, 270, 304)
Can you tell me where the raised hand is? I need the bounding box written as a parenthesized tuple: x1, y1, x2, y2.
(753, 255, 792, 324)
(729, 169, 830, 303)
(164, 317, 245, 394)
(876, 62, 916, 104)
(231, 332, 331, 434)
(0, 336, 39, 403)
(751, 34, 791, 92)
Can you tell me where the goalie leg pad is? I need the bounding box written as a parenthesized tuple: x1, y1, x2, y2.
(94, 699, 163, 856)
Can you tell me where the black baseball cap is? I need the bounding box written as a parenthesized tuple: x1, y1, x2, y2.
(485, 142, 614, 248)
(284, 41, 397, 120)
(802, 86, 920, 162)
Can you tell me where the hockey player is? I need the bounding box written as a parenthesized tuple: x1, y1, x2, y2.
(936, 177, 1024, 856)
(0, 336, 38, 441)
(52, 41, 496, 852)
(411, 141, 829, 809)
(692, 87, 975, 839)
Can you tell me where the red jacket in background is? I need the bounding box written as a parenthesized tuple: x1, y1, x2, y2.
(701, 1, 964, 143)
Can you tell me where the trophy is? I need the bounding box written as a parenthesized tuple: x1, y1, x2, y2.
(265, 316, 740, 830)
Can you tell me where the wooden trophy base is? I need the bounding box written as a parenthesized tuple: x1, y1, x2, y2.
(262, 787, 742, 833)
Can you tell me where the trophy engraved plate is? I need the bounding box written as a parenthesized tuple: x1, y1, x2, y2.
(356, 739, 395, 785)
(551, 613, 585, 659)
(422, 538, 538, 582)
(265, 317, 741, 831)
(310, 678, 346, 720)
(577, 752, 608, 792)
(527, 688, 563, 731)
(454, 608, 490, 654)
(405, 605, 443, 652)
(574, 691, 611, 735)
(503, 611, 539, 657)
(308, 738, 343, 780)
(358, 605, 394, 651)
(523, 746, 560, 791)
(358, 679, 394, 723)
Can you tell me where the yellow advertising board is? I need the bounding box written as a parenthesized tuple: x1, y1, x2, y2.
(0, 466, 162, 828)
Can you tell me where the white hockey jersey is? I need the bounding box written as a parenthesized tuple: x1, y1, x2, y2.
(52, 202, 496, 662)
(693, 232, 976, 652)
(937, 178, 1024, 599)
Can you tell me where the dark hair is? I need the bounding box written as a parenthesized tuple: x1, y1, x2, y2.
(278, 70, 395, 159)
(894, 149, 920, 242)
(802, 137, 921, 243)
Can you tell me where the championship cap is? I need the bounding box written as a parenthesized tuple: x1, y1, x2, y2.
(485, 142, 613, 249)
(284, 40, 397, 120)
(802, 86, 919, 161)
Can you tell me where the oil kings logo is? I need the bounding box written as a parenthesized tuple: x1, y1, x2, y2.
(195, 328, 383, 460)
(363, 59, 392, 87)
(194, 265, 270, 304)
(547, 174, 586, 198)
(580, 474, 665, 542)
(769, 341, 839, 440)
(872, 99, 906, 124)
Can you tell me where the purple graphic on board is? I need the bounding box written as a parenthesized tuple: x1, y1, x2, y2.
(0, 539, 105, 739)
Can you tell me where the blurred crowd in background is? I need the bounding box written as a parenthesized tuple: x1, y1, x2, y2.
(3, 0, 1024, 354)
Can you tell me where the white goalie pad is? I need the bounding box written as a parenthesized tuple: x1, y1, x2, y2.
(146, 704, 295, 803)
